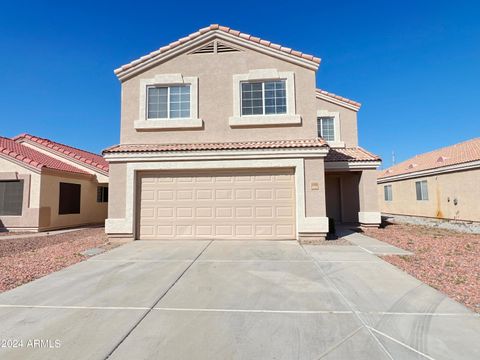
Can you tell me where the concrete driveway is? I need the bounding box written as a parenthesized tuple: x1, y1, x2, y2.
(0, 240, 479, 360)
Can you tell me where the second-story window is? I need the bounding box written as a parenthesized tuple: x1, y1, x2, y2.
(147, 85, 191, 119)
(317, 117, 335, 141)
(241, 80, 287, 115)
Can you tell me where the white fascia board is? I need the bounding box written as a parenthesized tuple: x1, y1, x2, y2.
(325, 161, 381, 170)
(377, 160, 480, 183)
(104, 148, 329, 163)
(315, 92, 360, 112)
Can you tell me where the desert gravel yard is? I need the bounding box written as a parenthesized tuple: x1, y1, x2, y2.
(362, 222, 480, 313)
(0, 228, 116, 292)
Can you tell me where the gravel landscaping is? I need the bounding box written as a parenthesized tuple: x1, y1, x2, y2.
(362, 222, 480, 313)
(0, 228, 117, 292)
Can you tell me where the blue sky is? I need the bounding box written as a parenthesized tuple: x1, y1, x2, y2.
(1, 1, 479, 167)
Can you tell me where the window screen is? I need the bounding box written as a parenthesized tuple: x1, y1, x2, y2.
(147, 85, 191, 119)
(59, 182, 81, 214)
(241, 80, 287, 115)
(317, 117, 335, 142)
(0, 180, 24, 215)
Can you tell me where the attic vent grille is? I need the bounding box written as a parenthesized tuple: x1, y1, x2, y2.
(192, 42, 215, 54)
(216, 42, 239, 53)
(190, 40, 240, 55)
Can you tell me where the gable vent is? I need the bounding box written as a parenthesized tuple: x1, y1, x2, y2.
(190, 40, 240, 55)
(191, 42, 215, 54)
(216, 41, 239, 53)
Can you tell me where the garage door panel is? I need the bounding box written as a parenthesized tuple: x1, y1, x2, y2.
(138, 169, 295, 240)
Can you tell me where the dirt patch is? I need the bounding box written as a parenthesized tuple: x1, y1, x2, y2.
(0, 232, 30, 237)
(0, 228, 118, 292)
(362, 222, 480, 313)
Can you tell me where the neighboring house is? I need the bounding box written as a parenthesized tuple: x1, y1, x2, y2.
(378, 138, 480, 222)
(104, 24, 381, 242)
(0, 134, 109, 232)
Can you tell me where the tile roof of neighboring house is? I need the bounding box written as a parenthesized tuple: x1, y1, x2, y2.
(326, 147, 381, 162)
(114, 24, 321, 76)
(0, 137, 90, 175)
(104, 138, 327, 154)
(14, 133, 109, 173)
(315, 89, 361, 110)
(378, 138, 480, 179)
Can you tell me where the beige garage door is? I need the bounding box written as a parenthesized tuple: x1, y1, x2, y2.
(137, 169, 296, 240)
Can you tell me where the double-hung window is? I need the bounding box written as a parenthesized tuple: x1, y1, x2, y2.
(384, 185, 393, 201)
(317, 117, 335, 141)
(241, 80, 287, 115)
(415, 180, 428, 201)
(147, 85, 191, 119)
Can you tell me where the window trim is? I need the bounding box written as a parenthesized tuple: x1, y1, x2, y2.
(135, 73, 202, 130)
(384, 184, 393, 201)
(229, 69, 301, 127)
(316, 110, 344, 147)
(415, 180, 429, 201)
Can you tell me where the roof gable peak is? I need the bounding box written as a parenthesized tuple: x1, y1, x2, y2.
(114, 24, 321, 80)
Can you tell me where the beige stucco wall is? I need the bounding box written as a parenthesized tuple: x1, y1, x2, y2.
(360, 169, 379, 212)
(378, 168, 480, 222)
(38, 172, 108, 230)
(304, 158, 326, 217)
(0, 158, 41, 230)
(120, 39, 318, 144)
(107, 162, 127, 219)
(315, 97, 358, 147)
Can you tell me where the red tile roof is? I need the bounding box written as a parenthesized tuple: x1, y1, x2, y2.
(115, 24, 321, 76)
(0, 137, 90, 175)
(104, 138, 327, 154)
(14, 134, 109, 173)
(315, 89, 361, 109)
(378, 138, 480, 179)
(326, 147, 380, 162)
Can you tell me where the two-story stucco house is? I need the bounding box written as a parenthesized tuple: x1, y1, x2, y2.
(104, 25, 381, 242)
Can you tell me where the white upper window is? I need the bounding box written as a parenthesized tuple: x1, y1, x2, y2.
(135, 74, 202, 130)
(317, 117, 335, 141)
(147, 85, 191, 119)
(241, 80, 287, 116)
(229, 69, 300, 127)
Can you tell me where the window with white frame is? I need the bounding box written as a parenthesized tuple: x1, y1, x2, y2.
(384, 185, 393, 201)
(317, 117, 335, 141)
(415, 180, 428, 200)
(241, 80, 286, 115)
(147, 85, 191, 119)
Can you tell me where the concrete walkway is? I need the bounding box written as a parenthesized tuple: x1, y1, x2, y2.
(0, 240, 478, 359)
(337, 229, 414, 255)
